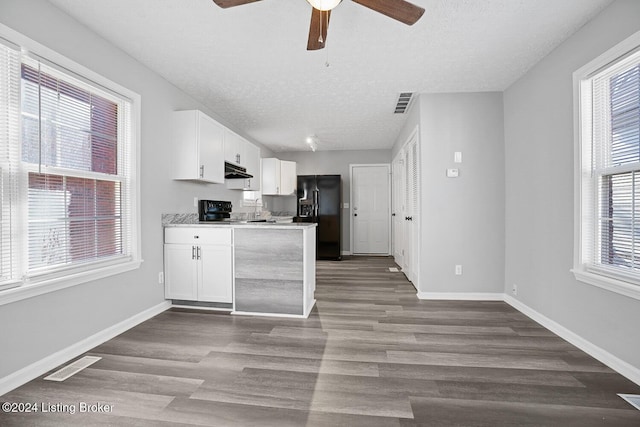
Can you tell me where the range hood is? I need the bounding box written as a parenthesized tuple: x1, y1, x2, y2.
(224, 162, 253, 179)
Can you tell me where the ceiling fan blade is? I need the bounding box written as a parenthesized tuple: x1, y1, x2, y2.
(307, 8, 331, 51)
(351, 0, 425, 25)
(212, 0, 261, 8)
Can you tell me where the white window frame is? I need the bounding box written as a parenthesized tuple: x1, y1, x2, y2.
(572, 30, 640, 301)
(0, 24, 142, 306)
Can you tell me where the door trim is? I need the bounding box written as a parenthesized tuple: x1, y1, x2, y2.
(349, 163, 392, 256)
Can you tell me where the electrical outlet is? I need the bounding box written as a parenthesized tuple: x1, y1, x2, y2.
(455, 265, 463, 275)
(512, 283, 517, 295)
(158, 271, 164, 284)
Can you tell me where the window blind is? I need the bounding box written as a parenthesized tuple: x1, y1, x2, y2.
(0, 42, 20, 289)
(20, 59, 132, 277)
(0, 39, 135, 290)
(590, 51, 640, 278)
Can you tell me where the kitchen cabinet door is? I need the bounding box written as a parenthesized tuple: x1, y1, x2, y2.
(164, 227, 233, 303)
(199, 113, 226, 183)
(164, 244, 198, 300)
(261, 158, 281, 195)
(172, 110, 225, 184)
(198, 244, 233, 303)
(262, 158, 296, 195)
(224, 129, 247, 166)
(226, 141, 261, 191)
(244, 142, 261, 191)
(280, 160, 297, 195)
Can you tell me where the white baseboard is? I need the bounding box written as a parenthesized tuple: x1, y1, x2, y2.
(0, 301, 170, 397)
(416, 291, 640, 386)
(341, 250, 351, 256)
(503, 295, 640, 386)
(417, 292, 504, 301)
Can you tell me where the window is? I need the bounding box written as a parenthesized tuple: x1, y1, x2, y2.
(0, 29, 140, 302)
(574, 31, 640, 300)
(242, 190, 262, 207)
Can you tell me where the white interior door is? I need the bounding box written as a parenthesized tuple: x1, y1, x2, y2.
(403, 136, 419, 284)
(352, 165, 390, 255)
(392, 154, 405, 266)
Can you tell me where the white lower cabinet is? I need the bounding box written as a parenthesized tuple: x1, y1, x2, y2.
(164, 227, 232, 303)
(197, 244, 232, 302)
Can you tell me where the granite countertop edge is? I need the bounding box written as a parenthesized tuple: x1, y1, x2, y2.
(162, 213, 316, 229)
(165, 222, 317, 229)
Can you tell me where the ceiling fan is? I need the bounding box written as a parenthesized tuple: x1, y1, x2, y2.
(212, 0, 425, 50)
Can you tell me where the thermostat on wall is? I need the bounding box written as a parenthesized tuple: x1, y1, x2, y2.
(446, 168, 459, 178)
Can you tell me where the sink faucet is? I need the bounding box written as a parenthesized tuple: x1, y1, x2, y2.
(255, 198, 260, 218)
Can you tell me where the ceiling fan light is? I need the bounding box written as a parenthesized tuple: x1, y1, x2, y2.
(307, 0, 342, 11)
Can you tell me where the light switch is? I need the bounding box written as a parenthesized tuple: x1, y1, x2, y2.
(446, 168, 459, 178)
(454, 151, 463, 163)
(343, 202, 349, 209)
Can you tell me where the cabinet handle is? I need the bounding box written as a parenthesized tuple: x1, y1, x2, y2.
(236, 153, 240, 164)
(196, 246, 201, 260)
(191, 246, 196, 260)
(276, 186, 279, 194)
(199, 165, 204, 178)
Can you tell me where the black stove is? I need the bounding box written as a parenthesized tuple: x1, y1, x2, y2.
(198, 200, 232, 222)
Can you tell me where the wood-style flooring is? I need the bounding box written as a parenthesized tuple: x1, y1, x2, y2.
(2, 256, 640, 426)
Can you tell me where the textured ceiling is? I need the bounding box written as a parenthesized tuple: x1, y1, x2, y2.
(47, 0, 612, 152)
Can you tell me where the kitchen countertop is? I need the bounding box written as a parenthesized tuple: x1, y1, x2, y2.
(166, 221, 316, 229)
(162, 213, 316, 229)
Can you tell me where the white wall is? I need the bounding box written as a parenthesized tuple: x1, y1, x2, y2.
(504, 0, 640, 370)
(273, 149, 392, 253)
(0, 0, 273, 381)
(393, 93, 505, 296)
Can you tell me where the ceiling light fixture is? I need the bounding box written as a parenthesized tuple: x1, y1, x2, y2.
(306, 0, 342, 11)
(305, 136, 318, 152)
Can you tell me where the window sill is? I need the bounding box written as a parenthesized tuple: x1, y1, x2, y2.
(571, 268, 640, 301)
(0, 259, 143, 307)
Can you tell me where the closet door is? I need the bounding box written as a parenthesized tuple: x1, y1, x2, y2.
(403, 135, 419, 285)
(392, 153, 405, 267)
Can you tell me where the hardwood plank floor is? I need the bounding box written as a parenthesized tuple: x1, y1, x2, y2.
(1, 256, 639, 426)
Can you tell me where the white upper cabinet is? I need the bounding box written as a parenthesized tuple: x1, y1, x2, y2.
(172, 110, 225, 184)
(172, 110, 262, 188)
(262, 158, 296, 195)
(280, 160, 297, 195)
(224, 129, 247, 167)
(226, 133, 261, 191)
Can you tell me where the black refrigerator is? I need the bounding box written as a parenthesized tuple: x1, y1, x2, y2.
(296, 175, 342, 260)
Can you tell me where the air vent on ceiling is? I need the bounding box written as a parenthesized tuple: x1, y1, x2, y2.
(394, 92, 414, 114)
